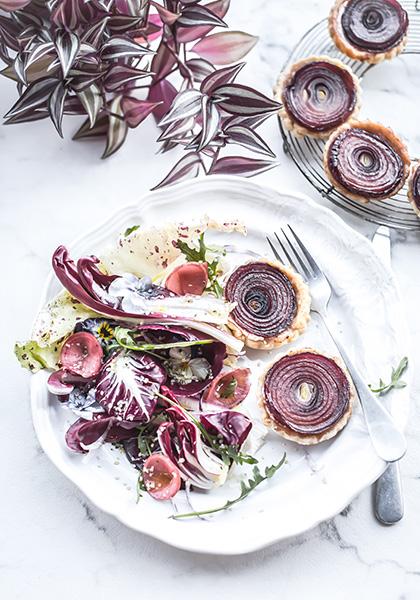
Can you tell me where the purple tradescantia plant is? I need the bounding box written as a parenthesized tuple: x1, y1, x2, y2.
(0, 0, 280, 186)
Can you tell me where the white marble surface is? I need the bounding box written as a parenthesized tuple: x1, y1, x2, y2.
(1, 0, 420, 598)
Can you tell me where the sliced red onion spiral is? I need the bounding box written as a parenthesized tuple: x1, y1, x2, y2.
(263, 352, 350, 435)
(224, 262, 297, 339)
(341, 0, 408, 53)
(409, 165, 420, 213)
(282, 60, 357, 133)
(326, 126, 405, 199)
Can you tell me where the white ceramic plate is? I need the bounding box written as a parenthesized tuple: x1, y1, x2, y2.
(30, 176, 409, 555)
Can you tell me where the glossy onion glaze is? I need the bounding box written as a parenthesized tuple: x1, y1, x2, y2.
(263, 352, 350, 435)
(283, 60, 357, 132)
(327, 127, 405, 198)
(225, 262, 297, 338)
(409, 165, 420, 212)
(341, 0, 408, 53)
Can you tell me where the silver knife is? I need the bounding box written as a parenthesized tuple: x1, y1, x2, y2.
(372, 226, 404, 525)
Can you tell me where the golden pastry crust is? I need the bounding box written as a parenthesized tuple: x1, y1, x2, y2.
(226, 259, 311, 351)
(323, 119, 410, 203)
(407, 161, 420, 218)
(329, 0, 408, 64)
(259, 347, 355, 445)
(274, 55, 362, 139)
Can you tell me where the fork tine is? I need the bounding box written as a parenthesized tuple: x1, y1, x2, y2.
(287, 225, 321, 277)
(279, 228, 312, 280)
(266, 236, 282, 262)
(273, 231, 294, 268)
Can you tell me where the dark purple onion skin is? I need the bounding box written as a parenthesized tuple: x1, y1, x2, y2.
(264, 352, 350, 435)
(410, 166, 420, 211)
(341, 0, 408, 53)
(327, 127, 404, 198)
(225, 262, 297, 339)
(283, 61, 357, 132)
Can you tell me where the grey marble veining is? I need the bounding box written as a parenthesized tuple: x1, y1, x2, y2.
(1, 1, 420, 598)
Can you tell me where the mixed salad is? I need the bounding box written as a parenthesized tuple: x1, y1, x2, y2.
(16, 218, 286, 518)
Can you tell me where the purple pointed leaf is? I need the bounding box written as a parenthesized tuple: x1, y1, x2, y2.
(102, 95, 128, 159)
(101, 36, 153, 60)
(48, 81, 68, 137)
(157, 116, 195, 142)
(208, 156, 279, 177)
(149, 1, 180, 25)
(121, 97, 161, 128)
(148, 78, 178, 122)
(115, 0, 147, 16)
(192, 31, 258, 65)
(25, 42, 55, 76)
(82, 16, 110, 46)
(96, 350, 166, 422)
(224, 112, 272, 130)
(104, 64, 150, 92)
(159, 89, 203, 127)
(63, 95, 85, 115)
(108, 15, 144, 34)
(152, 153, 202, 190)
(1, 64, 18, 83)
(55, 30, 80, 78)
(4, 77, 57, 118)
(197, 96, 220, 151)
(224, 125, 275, 157)
(151, 41, 176, 80)
(4, 109, 48, 125)
(177, 0, 230, 43)
(73, 113, 108, 140)
(77, 84, 102, 127)
(201, 62, 244, 95)
(185, 58, 215, 83)
(0, 15, 20, 51)
(212, 84, 281, 116)
(177, 4, 227, 28)
(13, 52, 27, 85)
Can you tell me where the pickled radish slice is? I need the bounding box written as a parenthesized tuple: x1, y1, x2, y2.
(204, 368, 251, 408)
(60, 332, 103, 378)
(165, 262, 208, 296)
(143, 454, 181, 500)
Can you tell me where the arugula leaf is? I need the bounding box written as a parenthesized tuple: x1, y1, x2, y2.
(369, 357, 409, 395)
(124, 224, 140, 237)
(171, 454, 287, 519)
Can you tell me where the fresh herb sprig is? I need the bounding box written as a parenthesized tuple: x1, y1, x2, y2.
(177, 233, 225, 297)
(369, 357, 409, 395)
(171, 455, 287, 520)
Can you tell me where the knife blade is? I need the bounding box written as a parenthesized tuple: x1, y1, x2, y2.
(372, 226, 404, 525)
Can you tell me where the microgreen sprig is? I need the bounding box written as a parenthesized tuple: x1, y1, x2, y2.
(171, 454, 287, 520)
(177, 233, 225, 297)
(369, 357, 409, 395)
(114, 326, 214, 354)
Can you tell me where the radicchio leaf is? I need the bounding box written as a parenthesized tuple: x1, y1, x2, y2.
(157, 406, 228, 489)
(209, 156, 278, 177)
(65, 415, 138, 453)
(95, 349, 166, 422)
(192, 31, 258, 65)
(212, 84, 281, 116)
(152, 152, 202, 190)
(200, 410, 252, 447)
(177, 0, 230, 43)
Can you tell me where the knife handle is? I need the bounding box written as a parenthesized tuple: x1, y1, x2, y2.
(375, 462, 404, 525)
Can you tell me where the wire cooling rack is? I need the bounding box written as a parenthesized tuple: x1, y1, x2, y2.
(279, 0, 420, 231)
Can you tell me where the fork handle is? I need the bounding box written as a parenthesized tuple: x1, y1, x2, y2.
(318, 312, 407, 463)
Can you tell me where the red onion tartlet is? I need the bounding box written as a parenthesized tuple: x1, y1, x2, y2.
(329, 0, 408, 64)
(224, 260, 310, 350)
(407, 162, 420, 218)
(324, 120, 410, 203)
(260, 349, 354, 444)
(276, 56, 361, 138)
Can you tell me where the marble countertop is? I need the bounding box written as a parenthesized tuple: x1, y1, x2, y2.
(1, 0, 420, 598)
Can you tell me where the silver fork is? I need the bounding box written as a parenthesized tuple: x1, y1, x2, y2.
(267, 226, 406, 463)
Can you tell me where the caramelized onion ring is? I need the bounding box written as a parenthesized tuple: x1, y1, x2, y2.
(408, 164, 420, 217)
(263, 351, 351, 436)
(341, 0, 408, 53)
(225, 262, 297, 339)
(325, 123, 408, 200)
(282, 59, 358, 133)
